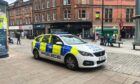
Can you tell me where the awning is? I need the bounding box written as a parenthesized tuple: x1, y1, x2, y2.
(96, 28, 118, 34)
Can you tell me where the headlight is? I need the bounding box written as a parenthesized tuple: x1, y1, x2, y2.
(79, 50, 93, 56)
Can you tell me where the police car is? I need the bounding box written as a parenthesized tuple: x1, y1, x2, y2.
(32, 34, 107, 70)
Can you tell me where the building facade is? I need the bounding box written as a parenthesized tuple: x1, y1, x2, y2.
(32, 0, 135, 38)
(8, 0, 33, 37)
(93, 0, 135, 38)
(32, 0, 93, 38)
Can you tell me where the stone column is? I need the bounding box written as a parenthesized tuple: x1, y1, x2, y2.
(134, 0, 140, 45)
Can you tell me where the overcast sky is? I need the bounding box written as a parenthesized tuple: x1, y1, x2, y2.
(4, 0, 29, 4)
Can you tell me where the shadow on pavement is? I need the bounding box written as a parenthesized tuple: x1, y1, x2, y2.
(31, 57, 106, 72)
(133, 49, 140, 51)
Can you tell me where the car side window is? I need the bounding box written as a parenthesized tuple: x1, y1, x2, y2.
(35, 36, 42, 42)
(42, 35, 50, 43)
(51, 36, 62, 44)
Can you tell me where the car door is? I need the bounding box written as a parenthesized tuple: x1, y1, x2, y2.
(50, 35, 63, 62)
(39, 35, 50, 57)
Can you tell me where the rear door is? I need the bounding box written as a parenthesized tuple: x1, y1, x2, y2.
(39, 35, 50, 57)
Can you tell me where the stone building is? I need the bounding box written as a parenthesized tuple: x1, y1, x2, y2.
(8, 0, 33, 37)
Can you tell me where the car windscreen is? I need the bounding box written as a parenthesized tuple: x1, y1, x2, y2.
(60, 35, 86, 45)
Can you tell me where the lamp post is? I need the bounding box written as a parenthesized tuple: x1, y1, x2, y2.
(100, 0, 104, 45)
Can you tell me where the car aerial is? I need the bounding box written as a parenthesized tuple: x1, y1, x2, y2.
(31, 34, 107, 70)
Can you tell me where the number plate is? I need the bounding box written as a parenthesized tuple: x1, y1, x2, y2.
(99, 56, 106, 61)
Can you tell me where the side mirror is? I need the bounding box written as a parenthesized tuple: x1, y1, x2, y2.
(56, 42, 63, 45)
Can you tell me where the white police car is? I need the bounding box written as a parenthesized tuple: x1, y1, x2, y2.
(32, 34, 107, 70)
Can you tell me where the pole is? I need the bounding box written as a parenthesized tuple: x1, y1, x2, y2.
(100, 0, 104, 45)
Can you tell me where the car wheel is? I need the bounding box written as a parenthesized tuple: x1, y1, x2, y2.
(33, 49, 40, 59)
(65, 55, 78, 70)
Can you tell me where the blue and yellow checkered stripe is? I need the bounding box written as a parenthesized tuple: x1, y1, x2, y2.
(32, 41, 79, 56)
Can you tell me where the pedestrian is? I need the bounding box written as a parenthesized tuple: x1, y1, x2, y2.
(79, 34, 82, 39)
(21, 32, 24, 39)
(112, 34, 116, 43)
(92, 33, 95, 41)
(106, 34, 110, 46)
(8, 36, 14, 44)
(109, 35, 113, 47)
(16, 32, 21, 45)
(104, 34, 108, 46)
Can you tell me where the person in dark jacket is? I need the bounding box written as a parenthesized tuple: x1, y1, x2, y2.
(16, 32, 21, 45)
(109, 35, 113, 46)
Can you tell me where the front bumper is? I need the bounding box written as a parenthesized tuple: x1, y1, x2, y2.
(76, 54, 107, 68)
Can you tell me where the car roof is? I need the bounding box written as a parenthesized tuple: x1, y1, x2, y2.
(35, 34, 73, 39)
(43, 34, 73, 36)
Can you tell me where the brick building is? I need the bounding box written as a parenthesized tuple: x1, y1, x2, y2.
(8, 0, 33, 37)
(93, 0, 135, 38)
(32, 0, 135, 38)
(32, 0, 93, 37)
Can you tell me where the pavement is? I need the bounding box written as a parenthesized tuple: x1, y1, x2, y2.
(86, 39, 140, 76)
(0, 38, 140, 84)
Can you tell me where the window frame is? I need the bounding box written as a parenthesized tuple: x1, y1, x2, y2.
(50, 35, 63, 45)
(41, 35, 50, 43)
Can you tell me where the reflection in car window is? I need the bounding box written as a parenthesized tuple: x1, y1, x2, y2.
(42, 35, 50, 43)
(51, 36, 62, 44)
(61, 35, 86, 45)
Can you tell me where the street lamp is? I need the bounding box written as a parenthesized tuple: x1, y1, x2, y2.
(100, 0, 104, 45)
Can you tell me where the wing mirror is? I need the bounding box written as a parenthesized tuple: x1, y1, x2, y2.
(56, 42, 63, 45)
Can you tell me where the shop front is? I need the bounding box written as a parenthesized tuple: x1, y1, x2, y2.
(48, 21, 92, 38)
(21, 25, 33, 36)
(9, 25, 33, 38)
(121, 26, 135, 38)
(33, 24, 45, 37)
(96, 27, 118, 36)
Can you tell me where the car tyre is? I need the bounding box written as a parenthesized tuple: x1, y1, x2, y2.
(65, 55, 78, 70)
(33, 49, 40, 59)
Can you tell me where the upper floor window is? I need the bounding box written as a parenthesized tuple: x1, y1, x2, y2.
(79, 9, 86, 19)
(126, 8, 133, 22)
(78, 0, 89, 4)
(105, 8, 113, 22)
(53, 10, 56, 20)
(52, 0, 56, 7)
(96, 11, 100, 20)
(42, 0, 45, 9)
(64, 10, 71, 19)
(47, 0, 50, 8)
(47, 12, 51, 21)
(63, 0, 71, 5)
(42, 14, 45, 22)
